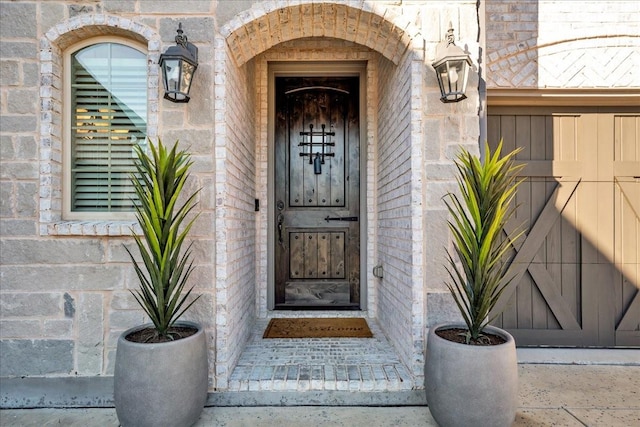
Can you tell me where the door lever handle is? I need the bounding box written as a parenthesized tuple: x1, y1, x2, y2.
(324, 216, 358, 222)
(277, 213, 285, 246)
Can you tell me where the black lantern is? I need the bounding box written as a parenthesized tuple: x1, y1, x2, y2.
(159, 23, 198, 103)
(432, 24, 472, 103)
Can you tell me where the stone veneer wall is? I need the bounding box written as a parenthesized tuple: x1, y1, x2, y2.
(0, 0, 482, 390)
(0, 1, 220, 381)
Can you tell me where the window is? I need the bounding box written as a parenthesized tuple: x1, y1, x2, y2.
(65, 39, 147, 219)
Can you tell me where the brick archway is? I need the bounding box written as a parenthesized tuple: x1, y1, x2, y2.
(220, 1, 423, 66)
(214, 1, 431, 391)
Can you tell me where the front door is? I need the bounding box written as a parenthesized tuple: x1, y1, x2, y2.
(274, 76, 360, 309)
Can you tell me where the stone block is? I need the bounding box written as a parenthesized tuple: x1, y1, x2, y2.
(0, 42, 37, 59)
(181, 293, 215, 329)
(0, 116, 37, 133)
(110, 292, 139, 310)
(0, 320, 42, 338)
(1, 135, 14, 158)
(0, 182, 12, 216)
(7, 89, 38, 114)
(106, 329, 124, 349)
(161, 110, 184, 128)
(162, 129, 214, 155)
(107, 240, 134, 263)
(108, 310, 145, 330)
(0, 162, 38, 180)
(0, 3, 37, 39)
(423, 118, 442, 160)
(0, 293, 62, 317)
(77, 294, 104, 375)
(424, 162, 456, 181)
(23, 63, 38, 86)
(0, 339, 73, 376)
(102, 0, 137, 13)
(189, 264, 215, 292)
(445, 142, 479, 161)
(0, 220, 37, 236)
(16, 136, 38, 160)
(426, 292, 465, 328)
(40, 2, 66, 35)
(43, 319, 73, 338)
(425, 181, 457, 208)
(142, 1, 213, 14)
(0, 265, 125, 291)
(159, 17, 215, 44)
(190, 212, 216, 236)
(15, 182, 38, 217)
(187, 66, 215, 126)
(215, 0, 255, 26)
(68, 3, 96, 17)
(0, 60, 20, 86)
(425, 247, 451, 293)
(64, 293, 75, 318)
(0, 239, 105, 264)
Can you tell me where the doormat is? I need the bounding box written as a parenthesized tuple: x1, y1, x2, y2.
(263, 317, 373, 338)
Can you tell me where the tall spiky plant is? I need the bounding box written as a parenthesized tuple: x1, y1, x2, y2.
(125, 139, 200, 338)
(443, 140, 524, 343)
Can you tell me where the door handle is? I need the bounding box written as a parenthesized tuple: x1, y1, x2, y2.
(324, 216, 358, 222)
(277, 213, 285, 246)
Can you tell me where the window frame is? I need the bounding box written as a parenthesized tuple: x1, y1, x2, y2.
(63, 36, 149, 221)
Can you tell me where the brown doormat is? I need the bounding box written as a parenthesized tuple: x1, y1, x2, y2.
(263, 317, 373, 338)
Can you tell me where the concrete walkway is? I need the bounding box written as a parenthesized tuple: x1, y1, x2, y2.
(2, 364, 639, 426)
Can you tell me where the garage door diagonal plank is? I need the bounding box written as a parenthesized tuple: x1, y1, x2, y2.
(617, 291, 640, 331)
(522, 258, 582, 330)
(615, 179, 640, 333)
(617, 180, 640, 218)
(500, 219, 582, 330)
(494, 179, 581, 323)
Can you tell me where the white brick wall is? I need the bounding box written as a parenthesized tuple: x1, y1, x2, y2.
(213, 38, 258, 389)
(376, 52, 418, 376)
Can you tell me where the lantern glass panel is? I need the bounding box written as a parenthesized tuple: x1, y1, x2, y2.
(436, 58, 470, 102)
(180, 62, 195, 94)
(163, 59, 181, 93)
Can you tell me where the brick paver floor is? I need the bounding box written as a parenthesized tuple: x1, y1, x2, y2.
(228, 319, 416, 392)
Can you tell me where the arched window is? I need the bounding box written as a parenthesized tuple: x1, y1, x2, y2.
(65, 39, 147, 219)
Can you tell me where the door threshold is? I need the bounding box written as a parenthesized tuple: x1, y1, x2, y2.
(273, 304, 361, 310)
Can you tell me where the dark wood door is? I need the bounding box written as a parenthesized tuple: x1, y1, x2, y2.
(274, 76, 360, 309)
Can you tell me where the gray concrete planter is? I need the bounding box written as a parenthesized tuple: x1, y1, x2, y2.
(114, 321, 208, 427)
(425, 323, 518, 427)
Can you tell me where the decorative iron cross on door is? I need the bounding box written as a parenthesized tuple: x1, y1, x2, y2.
(299, 123, 335, 174)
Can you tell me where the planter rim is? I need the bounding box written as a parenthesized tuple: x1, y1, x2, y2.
(118, 321, 204, 349)
(429, 322, 515, 348)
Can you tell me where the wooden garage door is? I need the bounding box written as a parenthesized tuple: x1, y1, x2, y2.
(488, 107, 639, 347)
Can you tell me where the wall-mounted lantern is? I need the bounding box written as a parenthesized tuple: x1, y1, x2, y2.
(159, 23, 198, 103)
(432, 24, 472, 103)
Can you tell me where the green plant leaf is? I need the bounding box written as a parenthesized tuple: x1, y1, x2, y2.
(443, 140, 524, 341)
(126, 139, 201, 338)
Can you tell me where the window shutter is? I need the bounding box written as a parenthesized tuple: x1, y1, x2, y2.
(71, 43, 147, 212)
